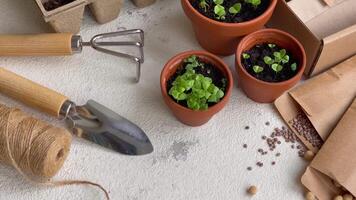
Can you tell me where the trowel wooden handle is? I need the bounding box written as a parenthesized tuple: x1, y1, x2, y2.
(0, 68, 69, 117)
(0, 33, 74, 56)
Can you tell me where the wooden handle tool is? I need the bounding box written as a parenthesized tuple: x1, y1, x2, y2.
(0, 33, 74, 56)
(0, 68, 69, 117)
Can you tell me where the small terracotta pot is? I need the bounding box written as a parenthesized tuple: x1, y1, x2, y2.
(235, 29, 306, 103)
(161, 51, 233, 126)
(181, 0, 277, 56)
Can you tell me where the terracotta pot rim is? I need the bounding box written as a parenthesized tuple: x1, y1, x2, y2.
(160, 50, 233, 113)
(236, 28, 306, 86)
(182, 0, 278, 27)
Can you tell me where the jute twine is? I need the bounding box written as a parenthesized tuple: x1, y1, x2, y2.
(0, 104, 110, 200)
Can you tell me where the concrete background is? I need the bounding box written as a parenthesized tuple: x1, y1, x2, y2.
(0, 0, 307, 199)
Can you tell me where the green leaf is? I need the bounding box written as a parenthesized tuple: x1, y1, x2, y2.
(229, 3, 241, 15)
(214, 4, 226, 20)
(281, 55, 289, 64)
(217, 90, 224, 98)
(213, 0, 224, 4)
(245, 0, 261, 8)
(242, 53, 250, 59)
(187, 96, 200, 110)
(291, 63, 297, 71)
(280, 49, 287, 57)
(263, 56, 274, 65)
(169, 54, 225, 111)
(200, 103, 208, 110)
(253, 65, 264, 73)
(199, 0, 209, 11)
(186, 63, 198, 71)
(202, 77, 212, 90)
(177, 93, 188, 101)
(271, 63, 283, 73)
(273, 52, 282, 63)
(185, 55, 197, 63)
(268, 43, 276, 48)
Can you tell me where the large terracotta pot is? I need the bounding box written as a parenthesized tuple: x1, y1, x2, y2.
(181, 0, 278, 56)
(236, 29, 306, 103)
(160, 50, 233, 126)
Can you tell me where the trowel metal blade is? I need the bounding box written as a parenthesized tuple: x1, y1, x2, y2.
(73, 100, 154, 155)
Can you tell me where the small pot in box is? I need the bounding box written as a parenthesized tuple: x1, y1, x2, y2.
(37, 0, 87, 33)
(160, 51, 233, 126)
(181, 0, 277, 56)
(88, 0, 123, 24)
(35, 0, 124, 33)
(235, 28, 306, 103)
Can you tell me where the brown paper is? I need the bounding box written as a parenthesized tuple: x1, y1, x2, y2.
(302, 98, 356, 199)
(275, 55, 356, 150)
(322, 0, 345, 6)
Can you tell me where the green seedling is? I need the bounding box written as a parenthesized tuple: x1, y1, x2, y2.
(273, 49, 289, 64)
(291, 62, 297, 71)
(213, 0, 226, 20)
(214, 4, 226, 20)
(263, 48, 292, 73)
(229, 3, 242, 15)
(268, 43, 276, 48)
(271, 63, 283, 73)
(199, 0, 209, 12)
(245, 0, 261, 8)
(253, 65, 264, 73)
(242, 53, 250, 59)
(169, 55, 225, 111)
(263, 56, 274, 65)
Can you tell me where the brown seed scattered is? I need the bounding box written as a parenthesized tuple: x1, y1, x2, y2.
(304, 151, 315, 161)
(247, 167, 252, 171)
(275, 153, 281, 157)
(343, 194, 354, 200)
(334, 195, 343, 200)
(305, 192, 316, 200)
(256, 162, 263, 167)
(245, 126, 250, 130)
(289, 112, 323, 148)
(271, 161, 276, 165)
(243, 144, 248, 148)
(247, 186, 257, 196)
(265, 121, 270, 126)
(261, 136, 267, 140)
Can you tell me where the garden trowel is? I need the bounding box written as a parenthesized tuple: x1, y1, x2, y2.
(0, 68, 153, 155)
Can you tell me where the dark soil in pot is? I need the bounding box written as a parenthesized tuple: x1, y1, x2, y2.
(167, 56, 227, 109)
(43, 0, 75, 11)
(241, 43, 299, 82)
(190, 0, 271, 23)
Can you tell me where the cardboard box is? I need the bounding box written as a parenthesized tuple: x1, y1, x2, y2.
(267, 0, 356, 76)
(35, 0, 87, 33)
(36, 0, 155, 33)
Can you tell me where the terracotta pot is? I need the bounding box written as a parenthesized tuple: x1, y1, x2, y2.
(160, 51, 233, 126)
(181, 0, 277, 56)
(235, 29, 306, 103)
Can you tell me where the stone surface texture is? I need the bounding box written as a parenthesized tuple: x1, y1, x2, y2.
(0, 0, 306, 199)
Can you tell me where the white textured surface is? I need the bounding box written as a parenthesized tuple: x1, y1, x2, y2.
(0, 0, 307, 199)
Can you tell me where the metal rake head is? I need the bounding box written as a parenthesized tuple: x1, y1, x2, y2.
(81, 29, 144, 83)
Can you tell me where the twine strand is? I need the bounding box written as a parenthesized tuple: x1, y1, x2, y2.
(0, 104, 110, 200)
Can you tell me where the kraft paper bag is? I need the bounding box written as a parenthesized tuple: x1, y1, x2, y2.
(275, 55, 356, 151)
(301, 98, 356, 200)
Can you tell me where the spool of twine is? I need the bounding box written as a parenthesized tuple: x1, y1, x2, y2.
(0, 103, 110, 199)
